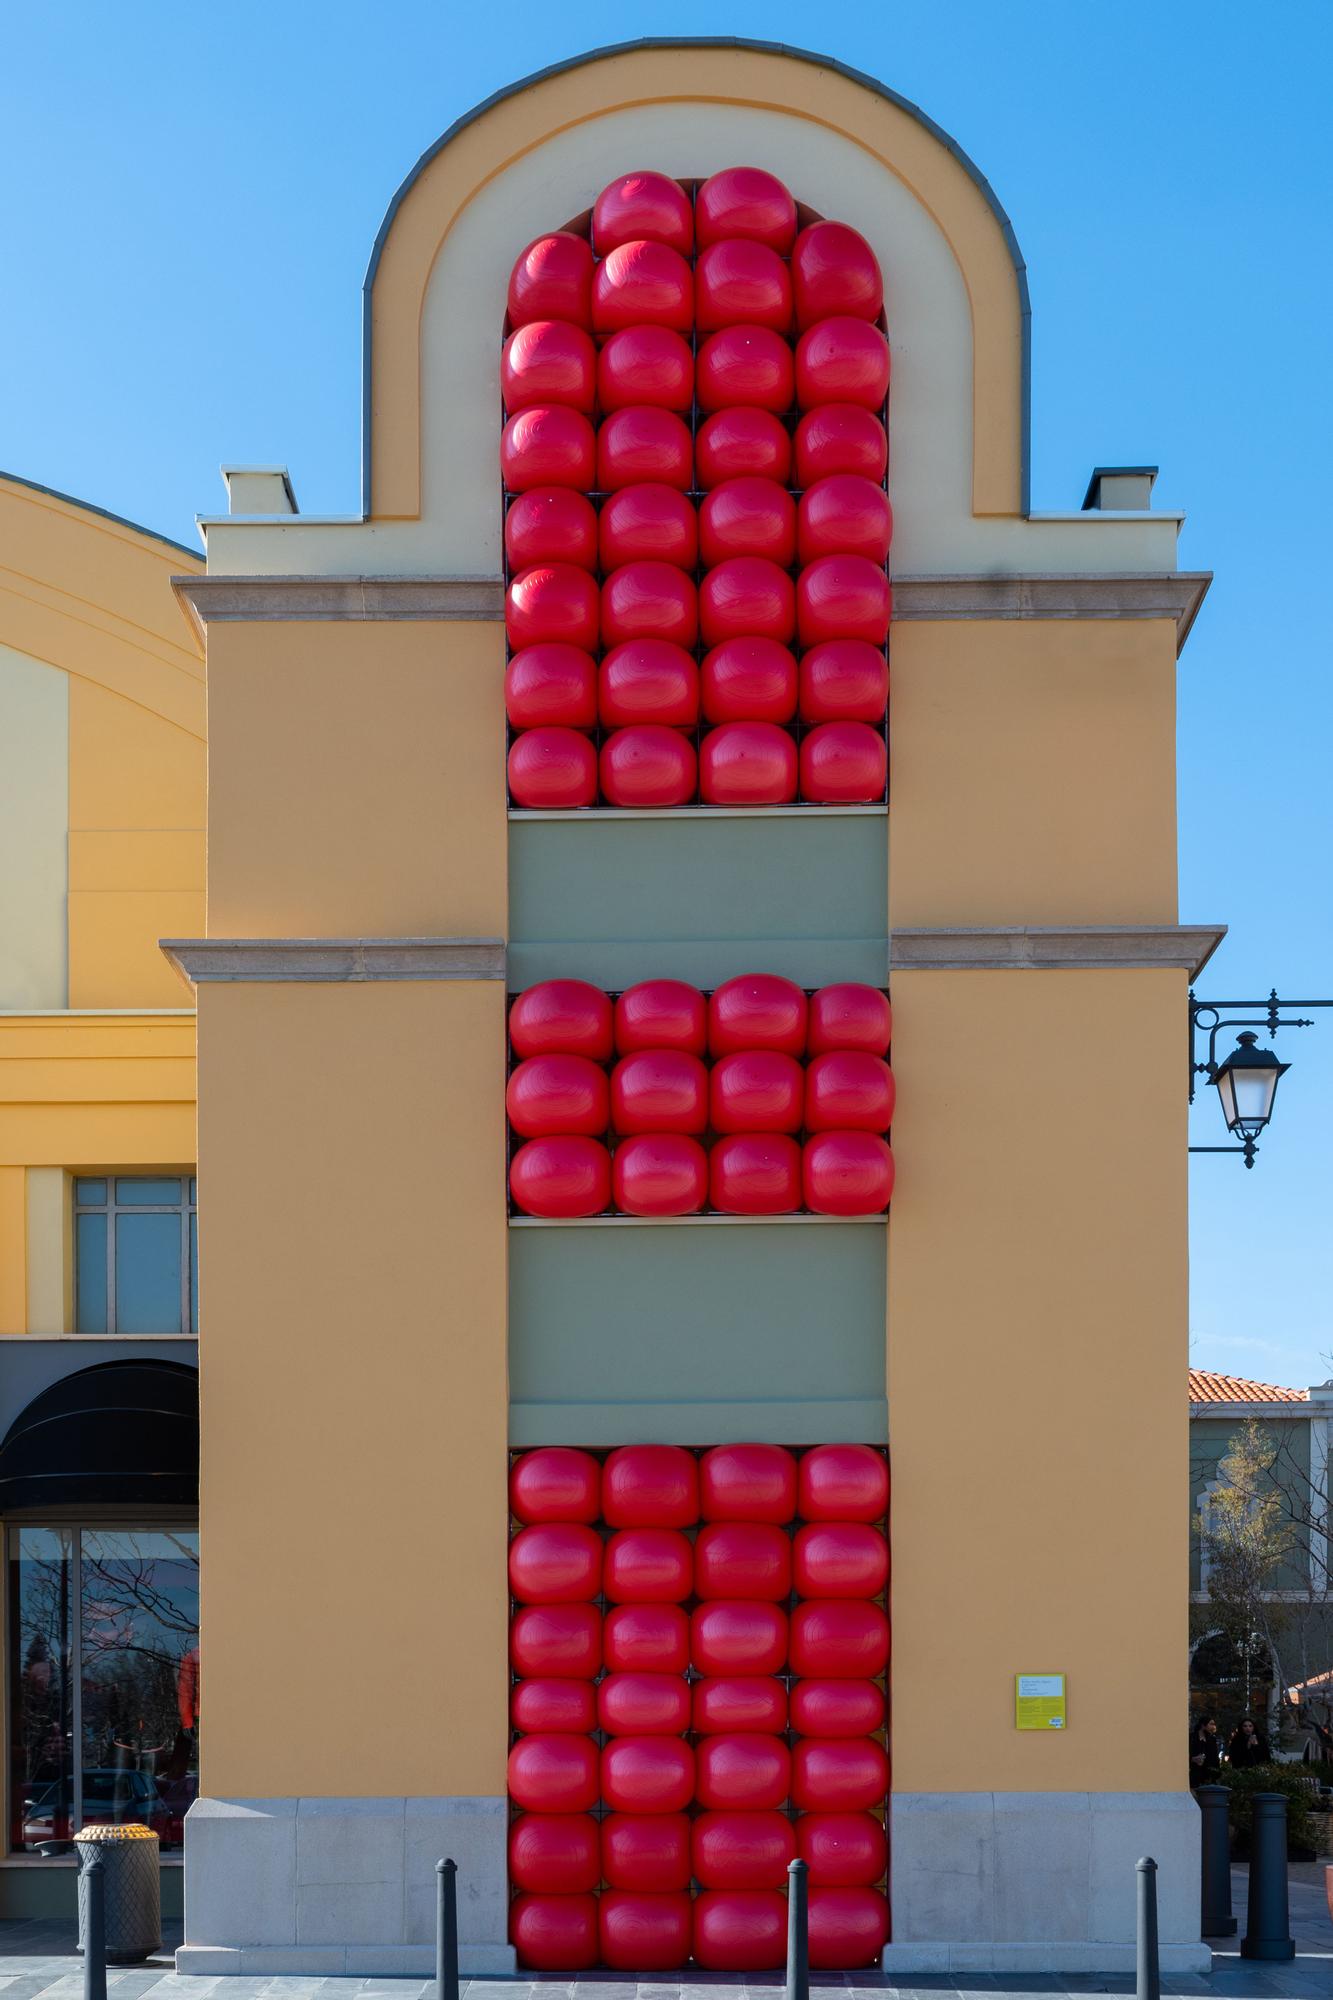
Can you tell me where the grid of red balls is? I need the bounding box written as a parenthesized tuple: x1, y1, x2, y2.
(501, 165, 891, 810)
(508, 1441, 891, 1972)
(507, 975, 894, 1219)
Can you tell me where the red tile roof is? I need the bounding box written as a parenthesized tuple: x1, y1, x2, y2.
(1189, 1368, 1308, 1405)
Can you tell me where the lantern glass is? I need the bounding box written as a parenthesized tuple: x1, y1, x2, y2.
(1211, 1033, 1287, 1140)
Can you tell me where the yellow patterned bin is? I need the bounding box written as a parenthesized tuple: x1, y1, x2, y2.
(74, 1825, 161, 1964)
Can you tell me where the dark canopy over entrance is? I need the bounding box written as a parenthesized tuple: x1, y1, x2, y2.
(0, 1360, 198, 1511)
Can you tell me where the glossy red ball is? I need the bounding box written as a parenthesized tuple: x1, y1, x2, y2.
(710, 1131, 802, 1223)
(696, 168, 797, 251)
(599, 727, 697, 809)
(603, 1527, 694, 1604)
(700, 478, 796, 567)
(794, 404, 888, 485)
(696, 241, 794, 333)
(798, 475, 893, 564)
(693, 1889, 787, 1970)
(505, 645, 598, 731)
(593, 172, 693, 255)
(510, 1678, 598, 1734)
(700, 1442, 798, 1523)
(599, 486, 698, 572)
(799, 1444, 890, 1522)
(597, 325, 694, 412)
(792, 221, 884, 327)
(501, 406, 596, 491)
(593, 240, 694, 333)
(602, 562, 697, 650)
(797, 554, 891, 646)
(807, 1885, 890, 1968)
(601, 1812, 692, 1891)
(507, 1733, 600, 1812)
(506, 1054, 609, 1139)
(597, 407, 693, 491)
(700, 722, 797, 806)
(510, 1891, 598, 1971)
(799, 640, 888, 724)
(612, 1134, 709, 1216)
(690, 1600, 788, 1675)
(506, 564, 599, 652)
(507, 232, 594, 330)
(508, 1814, 599, 1894)
(507, 728, 598, 809)
(803, 1131, 895, 1215)
(708, 974, 808, 1057)
(603, 1602, 690, 1673)
(796, 1810, 888, 1886)
(806, 983, 891, 1058)
(603, 1445, 699, 1529)
(610, 1050, 708, 1135)
(696, 407, 792, 487)
(796, 319, 891, 411)
(692, 1676, 788, 1735)
(502, 320, 596, 414)
(700, 558, 795, 646)
(508, 1522, 603, 1603)
(509, 980, 613, 1061)
(509, 1603, 601, 1679)
(505, 489, 598, 572)
(601, 1736, 695, 1814)
(508, 1136, 611, 1219)
(696, 1734, 791, 1811)
(599, 1890, 693, 1971)
(614, 979, 707, 1056)
(789, 1600, 890, 1677)
(710, 1050, 804, 1135)
(694, 1521, 793, 1600)
(599, 640, 699, 728)
(693, 1810, 796, 1889)
(790, 1679, 886, 1738)
(804, 1052, 894, 1134)
(794, 1522, 889, 1599)
(597, 1670, 692, 1735)
(701, 638, 797, 725)
(697, 327, 795, 414)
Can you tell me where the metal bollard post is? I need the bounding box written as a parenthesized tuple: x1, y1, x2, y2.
(436, 1857, 459, 2000)
(1241, 1793, 1295, 1961)
(1196, 1785, 1236, 1936)
(82, 1856, 108, 2000)
(786, 1856, 809, 2000)
(1136, 1857, 1160, 2000)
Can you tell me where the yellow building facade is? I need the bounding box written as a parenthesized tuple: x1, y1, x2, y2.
(1, 41, 1224, 1974)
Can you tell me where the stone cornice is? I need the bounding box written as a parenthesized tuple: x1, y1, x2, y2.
(893, 571, 1211, 650)
(890, 924, 1226, 977)
(161, 937, 506, 988)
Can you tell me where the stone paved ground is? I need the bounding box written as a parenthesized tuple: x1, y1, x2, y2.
(0, 1869, 1327, 2000)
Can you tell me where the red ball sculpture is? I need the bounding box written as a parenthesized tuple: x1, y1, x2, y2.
(796, 318, 891, 412)
(508, 1136, 611, 1219)
(807, 1885, 890, 1969)
(593, 171, 694, 255)
(798, 641, 889, 725)
(603, 1601, 690, 1673)
(509, 979, 613, 1061)
(597, 1670, 692, 1735)
(501, 320, 597, 414)
(507, 232, 595, 331)
(793, 1738, 890, 1812)
(690, 1600, 788, 1675)
(601, 1812, 691, 1891)
(510, 1891, 598, 1971)
(799, 1443, 890, 1522)
(693, 1675, 789, 1735)
(510, 1678, 598, 1734)
(505, 645, 598, 731)
(700, 1442, 798, 1523)
(509, 1812, 601, 1894)
(790, 1679, 886, 1738)
(696, 1735, 791, 1811)
(696, 327, 795, 413)
(789, 1600, 890, 1678)
(613, 1133, 709, 1218)
(506, 563, 599, 652)
(505, 489, 598, 572)
(695, 241, 794, 333)
(614, 979, 707, 1056)
(508, 1522, 604, 1603)
(699, 478, 797, 567)
(599, 486, 698, 573)
(599, 640, 699, 728)
(701, 638, 798, 725)
(694, 1521, 794, 1600)
(797, 1809, 888, 1886)
(592, 240, 694, 333)
(794, 1522, 889, 1599)
(603, 1445, 699, 1528)
(798, 475, 893, 565)
(700, 722, 797, 807)
(610, 1050, 709, 1134)
(800, 716, 890, 807)
(710, 1128, 801, 1220)
(794, 404, 888, 485)
(501, 406, 597, 491)
(603, 1526, 694, 1603)
(602, 562, 697, 650)
(509, 1602, 601, 1679)
(696, 167, 798, 251)
(693, 1889, 787, 1970)
(599, 727, 697, 809)
(601, 1736, 695, 1814)
(803, 1131, 895, 1215)
(599, 1890, 693, 1971)
(507, 1733, 600, 1813)
(597, 325, 695, 412)
(700, 558, 795, 646)
(806, 983, 891, 1058)
(804, 1052, 895, 1134)
(710, 1051, 805, 1135)
(791, 220, 884, 327)
(796, 554, 891, 646)
(696, 407, 792, 487)
(506, 1053, 609, 1139)
(692, 1810, 796, 1889)
(709, 974, 809, 1057)
(597, 407, 693, 491)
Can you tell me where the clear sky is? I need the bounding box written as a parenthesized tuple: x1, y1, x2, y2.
(4, 3, 1329, 1389)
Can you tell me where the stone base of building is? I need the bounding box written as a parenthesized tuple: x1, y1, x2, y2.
(883, 1942, 1212, 1973)
(179, 1794, 516, 1976)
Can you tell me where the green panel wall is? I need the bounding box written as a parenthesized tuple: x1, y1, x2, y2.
(1189, 1414, 1313, 1594)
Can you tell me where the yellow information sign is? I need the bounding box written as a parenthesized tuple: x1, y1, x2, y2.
(1015, 1673, 1067, 1730)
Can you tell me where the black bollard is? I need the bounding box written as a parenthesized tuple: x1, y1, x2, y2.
(786, 1856, 809, 2000)
(1136, 1857, 1160, 2000)
(82, 1856, 107, 2000)
(1196, 1785, 1236, 1936)
(436, 1857, 459, 2000)
(1241, 1793, 1295, 1961)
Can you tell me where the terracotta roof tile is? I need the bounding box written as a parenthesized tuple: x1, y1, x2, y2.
(1189, 1368, 1308, 1405)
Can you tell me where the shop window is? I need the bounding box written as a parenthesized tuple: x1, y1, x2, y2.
(75, 1177, 197, 1335)
(6, 1524, 199, 1853)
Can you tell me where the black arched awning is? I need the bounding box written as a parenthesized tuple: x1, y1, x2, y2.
(0, 1360, 198, 1511)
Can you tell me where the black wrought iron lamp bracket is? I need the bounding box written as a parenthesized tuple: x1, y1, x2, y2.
(1188, 988, 1332, 1167)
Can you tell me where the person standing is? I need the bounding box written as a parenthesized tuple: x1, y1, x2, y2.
(1190, 1715, 1222, 1784)
(1228, 1715, 1270, 1766)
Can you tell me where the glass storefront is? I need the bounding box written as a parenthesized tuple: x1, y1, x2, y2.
(6, 1524, 199, 1852)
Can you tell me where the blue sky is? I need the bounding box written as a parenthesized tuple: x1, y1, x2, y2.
(4, 4, 1329, 1388)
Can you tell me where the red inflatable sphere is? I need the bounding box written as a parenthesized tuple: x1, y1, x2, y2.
(509, 1136, 611, 1219)
(701, 638, 797, 725)
(506, 564, 599, 652)
(799, 640, 889, 725)
(599, 640, 698, 728)
(799, 1444, 890, 1522)
(505, 489, 598, 572)
(790, 1679, 886, 1738)
(603, 1602, 690, 1673)
(599, 486, 698, 573)
(601, 1812, 691, 1891)
(597, 1670, 692, 1735)
(700, 722, 797, 808)
(510, 1602, 601, 1679)
(794, 1518, 889, 1600)
(508, 1522, 603, 1603)
(700, 478, 796, 567)
(509, 1812, 601, 1893)
(797, 1810, 888, 1886)
(693, 1889, 787, 1970)
(798, 475, 893, 565)
(700, 558, 795, 647)
(694, 1521, 793, 1600)
(807, 1885, 890, 1969)
(507, 1733, 600, 1813)
(709, 974, 809, 1056)
(509, 979, 613, 1061)
(696, 167, 798, 251)
(807, 983, 891, 1058)
(697, 1734, 791, 1811)
(797, 555, 891, 646)
(700, 1442, 798, 1524)
(599, 1890, 693, 1972)
(793, 1739, 890, 1812)
(696, 241, 794, 333)
(803, 1131, 895, 1215)
(505, 645, 597, 731)
(510, 1891, 598, 1971)
(604, 1526, 694, 1603)
(602, 562, 697, 650)
(613, 1133, 709, 1217)
(598, 407, 693, 492)
(610, 1050, 708, 1135)
(506, 1053, 609, 1139)
(794, 404, 888, 485)
(796, 318, 891, 412)
(603, 1445, 699, 1529)
(697, 327, 795, 414)
(614, 979, 707, 1056)
(597, 325, 694, 412)
(693, 1810, 796, 1889)
(601, 1736, 695, 1814)
(501, 406, 596, 491)
(693, 1675, 788, 1735)
(804, 1052, 895, 1134)
(792, 220, 884, 327)
(696, 407, 792, 488)
(790, 1600, 890, 1678)
(600, 726, 697, 809)
(507, 232, 594, 331)
(593, 240, 694, 333)
(502, 320, 596, 414)
(691, 1600, 788, 1675)
(709, 1128, 802, 1209)
(710, 1050, 804, 1135)
(510, 1678, 598, 1734)
(593, 171, 694, 255)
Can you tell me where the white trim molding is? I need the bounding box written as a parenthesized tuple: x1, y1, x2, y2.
(161, 937, 506, 988)
(890, 923, 1226, 978)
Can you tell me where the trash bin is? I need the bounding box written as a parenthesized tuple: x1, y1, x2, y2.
(74, 1825, 161, 1964)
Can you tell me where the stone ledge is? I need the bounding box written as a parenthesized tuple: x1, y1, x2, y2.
(882, 1942, 1213, 1973)
(176, 1942, 518, 1976)
(161, 936, 506, 987)
(891, 923, 1226, 977)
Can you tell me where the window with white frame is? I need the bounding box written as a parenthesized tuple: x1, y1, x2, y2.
(74, 1178, 197, 1335)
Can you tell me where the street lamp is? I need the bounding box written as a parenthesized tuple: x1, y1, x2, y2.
(1189, 989, 1331, 1169)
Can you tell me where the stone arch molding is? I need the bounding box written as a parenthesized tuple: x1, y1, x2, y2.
(363, 40, 1030, 575)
